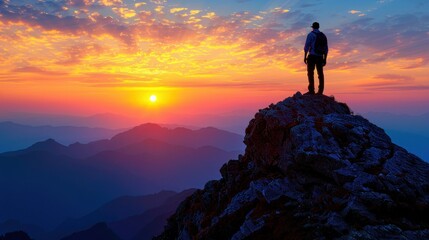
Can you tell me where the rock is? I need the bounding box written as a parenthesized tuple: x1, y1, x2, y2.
(155, 92, 429, 240)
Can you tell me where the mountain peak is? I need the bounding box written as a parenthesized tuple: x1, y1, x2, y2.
(243, 92, 380, 170)
(27, 138, 67, 152)
(157, 92, 429, 239)
(135, 122, 164, 129)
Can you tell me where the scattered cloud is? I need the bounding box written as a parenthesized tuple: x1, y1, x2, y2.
(356, 74, 429, 92)
(135, 2, 146, 8)
(271, 7, 290, 14)
(98, 0, 123, 7)
(190, 10, 201, 15)
(113, 7, 137, 18)
(57, 43, 105, 65)
(360, 85, 429, 91)
(154, 5, 164, 14)
(348, 10, 365, 17)
(12, 66, 67, 76)
(170, 8, 187, 14)
(202, 12, 216, 19)
(150, 0, 167, 5)
(373, 74, 414, 82)
(349, 10, 361, 14)
(328, 13, 429, 69)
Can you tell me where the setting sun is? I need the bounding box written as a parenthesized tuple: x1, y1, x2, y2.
(149, 95, 157, 103)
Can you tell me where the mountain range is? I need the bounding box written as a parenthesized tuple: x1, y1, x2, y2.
(51, 189, 196, 240)
(0, 123, 244, 230)
(0, 121, 124, 153)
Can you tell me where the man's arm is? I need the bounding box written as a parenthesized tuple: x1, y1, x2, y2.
(303, 33, 312, 65)
(322, 41, 328, 66)
(323, 52, 328, 66)
(304, 51, 308, 64)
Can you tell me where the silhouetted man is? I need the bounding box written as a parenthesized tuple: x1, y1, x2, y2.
(304, 22, 328, 95)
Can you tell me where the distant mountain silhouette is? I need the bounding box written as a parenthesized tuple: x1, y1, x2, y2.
(50, 191, 178, 240)
(0, 231, 32, 240)
(0, 121, 123, 153)
(157, 93, 429, 239)
(109, 189, 196, 240)
(4, 123, 244, 159)
(0, 220, 44, 240)
(60, 222, 120, 240)
(25, 138, 69, 153)
(110, 123, 244, 151)
(0, 124, 242, 229)
(45, 189, 195, 240)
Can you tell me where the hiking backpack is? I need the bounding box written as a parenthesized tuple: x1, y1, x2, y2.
(314, 32, 327, 55)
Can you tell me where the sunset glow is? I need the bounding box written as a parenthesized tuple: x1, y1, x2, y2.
(0, 0, 428, 127)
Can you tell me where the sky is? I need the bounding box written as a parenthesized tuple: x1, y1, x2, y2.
(1, 0, 428, 128)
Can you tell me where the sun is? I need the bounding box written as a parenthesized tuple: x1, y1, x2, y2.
(149, 95, 157, 103)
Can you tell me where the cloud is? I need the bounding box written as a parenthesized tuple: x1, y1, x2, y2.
(135, 2, 146, 8)
(356, 74, 429, 92)
(66, 0, 96, 7)
(12, 66, 48, 73)
(98, 0, 122, 7)
(328, 13, 429, 69)
(78, 72, 147, 85)
(361, 85, 429, 91)
(57, 43, 105, 65)
(271, 7, 290, 14)
(189, 10, 200, 15)
(170, 7, 187, 14)
(373, 74, 414, 82)
(150, 0, 166, 4)
(154, 5, 164, 14)
(0, 2, 135, 45)
(91, 78, 286, 89)
(202, 12, 216, 19)
(12, 66, 67, 75)
(113, 7, 137, 18)
(349, 10, 366, 17)
(348, 10, 361, 14)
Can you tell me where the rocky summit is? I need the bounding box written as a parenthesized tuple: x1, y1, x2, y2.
(156, 92, 429, 240)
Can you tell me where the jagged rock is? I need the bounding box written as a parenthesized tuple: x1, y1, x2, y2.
(155, 92, 429, 239)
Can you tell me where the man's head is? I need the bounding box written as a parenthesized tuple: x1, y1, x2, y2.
(311, 22, 320, 29)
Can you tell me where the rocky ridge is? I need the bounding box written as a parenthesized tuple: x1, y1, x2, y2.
(156, 92, 429, 239)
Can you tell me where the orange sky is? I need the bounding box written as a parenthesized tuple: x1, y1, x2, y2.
(1, 0, 428, 127)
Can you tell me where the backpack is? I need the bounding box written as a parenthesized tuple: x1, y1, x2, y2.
(314, 32, 327, 55)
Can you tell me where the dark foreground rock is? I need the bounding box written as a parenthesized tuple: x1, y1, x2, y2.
(156, 92, 429, 239)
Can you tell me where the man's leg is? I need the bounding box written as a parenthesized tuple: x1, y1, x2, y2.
(315, 57, 324, 94)
(307, 56, 316, 94)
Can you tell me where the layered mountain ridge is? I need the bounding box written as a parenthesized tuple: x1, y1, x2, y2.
(157, 92, 429, 239)
(0, 124, 243, 230)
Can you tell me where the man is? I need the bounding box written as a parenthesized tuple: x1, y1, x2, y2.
(304, 22, 328, 95)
